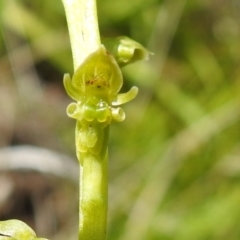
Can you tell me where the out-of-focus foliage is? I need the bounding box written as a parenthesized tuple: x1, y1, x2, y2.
(1, 0, 240, 240)
(0, 219, 48, 240)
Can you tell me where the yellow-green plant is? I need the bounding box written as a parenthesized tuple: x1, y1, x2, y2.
(62, 0, 150, 240)
(63, 45, 139, 240)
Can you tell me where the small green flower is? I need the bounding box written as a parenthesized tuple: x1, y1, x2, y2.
(63, 45, 138, 164)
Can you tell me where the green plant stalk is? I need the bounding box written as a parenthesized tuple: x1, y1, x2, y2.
(61, 0, 107, 239)
(79, 125, 109, 240)
(61, 0, 101, 70)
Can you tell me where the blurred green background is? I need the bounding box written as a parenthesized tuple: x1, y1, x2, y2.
(1, 0, 240, 239)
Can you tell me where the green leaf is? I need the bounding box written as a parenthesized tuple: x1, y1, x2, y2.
(0, 220, 48, 240)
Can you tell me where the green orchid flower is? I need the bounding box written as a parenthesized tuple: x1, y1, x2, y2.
(64, 45, 138, 165)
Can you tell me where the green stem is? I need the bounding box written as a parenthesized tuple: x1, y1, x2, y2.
(61, 0, 101, 70)
(79, 125, 109, 240)
(61, 0, 107, 239)
(80, 153, 108, 239)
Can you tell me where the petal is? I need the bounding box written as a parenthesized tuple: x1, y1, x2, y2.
(111, 107, 125, 122)
(63, 73, 82, 101)
(112, 86, 138, 106)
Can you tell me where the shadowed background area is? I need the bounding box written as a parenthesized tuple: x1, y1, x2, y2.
(1, 0, 240, 239)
